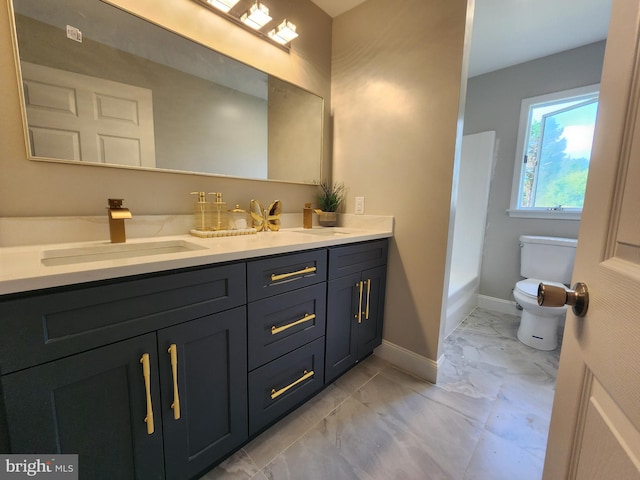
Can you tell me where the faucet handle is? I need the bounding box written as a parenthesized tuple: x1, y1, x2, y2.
(107, 198, 132, 220)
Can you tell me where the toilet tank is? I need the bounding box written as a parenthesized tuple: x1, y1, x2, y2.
(519, 235, 578, 284)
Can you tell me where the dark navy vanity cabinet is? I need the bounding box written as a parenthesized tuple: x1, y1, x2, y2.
(0, 239, 388, 479)
(325, 240, 388, 383)
(0, 263, 247, 480)
(247, 249, 327, 435)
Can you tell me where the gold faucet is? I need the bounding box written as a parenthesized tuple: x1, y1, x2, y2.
(107, 198, 132, 243)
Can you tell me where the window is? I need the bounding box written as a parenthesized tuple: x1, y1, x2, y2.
(509, 85, 599, 219)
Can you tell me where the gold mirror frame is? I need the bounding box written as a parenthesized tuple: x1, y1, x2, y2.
(9, 0, 324, 184)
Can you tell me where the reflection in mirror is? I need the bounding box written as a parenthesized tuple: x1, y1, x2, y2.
(11, 0, 323, 184)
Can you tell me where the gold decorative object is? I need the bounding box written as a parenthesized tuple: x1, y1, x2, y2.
(189, 228, 256, 237)
(250, 199, 281, 231)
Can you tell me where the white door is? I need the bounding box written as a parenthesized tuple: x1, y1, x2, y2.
(20, 62, 156, 167)
(542, 0, 640, 478)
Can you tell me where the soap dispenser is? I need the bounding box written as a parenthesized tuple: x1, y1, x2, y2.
(211, 192, 228, 231)
(190, 191, 212, 231)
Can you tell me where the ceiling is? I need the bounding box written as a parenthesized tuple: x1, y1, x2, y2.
(310, 0, 612, 77)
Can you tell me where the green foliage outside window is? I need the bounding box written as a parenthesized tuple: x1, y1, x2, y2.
(519, 99, 597, 210)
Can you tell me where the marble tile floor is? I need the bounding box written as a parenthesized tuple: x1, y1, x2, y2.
(200, 308, 561, 480)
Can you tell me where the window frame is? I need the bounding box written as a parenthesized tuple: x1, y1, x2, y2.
(508, 84, 600, 220)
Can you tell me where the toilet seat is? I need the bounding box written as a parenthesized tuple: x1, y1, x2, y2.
(515, 278, 566, 299)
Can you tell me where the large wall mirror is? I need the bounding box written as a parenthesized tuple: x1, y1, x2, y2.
(10, 0, 324, 184)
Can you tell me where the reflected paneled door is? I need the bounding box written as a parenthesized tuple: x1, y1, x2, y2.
(21, 62, 156, 167)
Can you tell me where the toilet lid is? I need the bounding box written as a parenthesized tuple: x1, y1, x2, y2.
(515, 278, 566, 298)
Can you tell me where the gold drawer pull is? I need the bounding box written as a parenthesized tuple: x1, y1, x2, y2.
(168, 344, 181, 420)
(270, 370, 314, 400)
(365, 279, 371, 320)
(271, 266, 316, 282)
(355, 281, 364, 323)
(140, 353, 154, 435)
(272, 313, 316, 335)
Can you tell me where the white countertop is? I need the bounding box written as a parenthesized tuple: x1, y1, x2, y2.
(0, 223, 392, 296)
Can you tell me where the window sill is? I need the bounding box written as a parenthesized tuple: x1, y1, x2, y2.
(507, 209, 582, 220)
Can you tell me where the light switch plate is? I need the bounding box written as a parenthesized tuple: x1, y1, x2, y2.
(355, 196, 365, 215)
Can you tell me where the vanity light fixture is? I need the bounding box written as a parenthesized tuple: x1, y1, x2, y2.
(240, 2, 272, 30)
(205, 0, 240, 13)
(268, 19, 298, 45)
(193, 0, 298, 52)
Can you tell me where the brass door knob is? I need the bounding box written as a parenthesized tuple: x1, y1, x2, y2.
(537, 282, 589, 317)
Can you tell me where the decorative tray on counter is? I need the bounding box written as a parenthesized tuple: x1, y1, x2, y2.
(189, 228, 257, 238)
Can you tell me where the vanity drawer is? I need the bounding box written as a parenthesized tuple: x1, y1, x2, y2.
(248, 336, 325, 435)
(0, 263, 246, 374)
(247, 249, 327, 302)
(248, 283, 326, 370)
(328, 239, 388, 280)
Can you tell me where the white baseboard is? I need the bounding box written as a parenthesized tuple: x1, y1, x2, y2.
(477, 294, 522, 316)
(375, 340, 439, 384)
(375, 296, 521, 384)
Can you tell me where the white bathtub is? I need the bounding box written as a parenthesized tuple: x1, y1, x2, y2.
(443, 131, 495, 339)
(444, 271, 479, 339)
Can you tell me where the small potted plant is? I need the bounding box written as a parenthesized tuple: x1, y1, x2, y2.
(315, 180, 345, 226)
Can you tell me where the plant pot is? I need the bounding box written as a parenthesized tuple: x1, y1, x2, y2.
(317, 211, 338, 227)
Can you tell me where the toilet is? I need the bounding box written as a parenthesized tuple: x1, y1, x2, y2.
(513, 235, 578, 350)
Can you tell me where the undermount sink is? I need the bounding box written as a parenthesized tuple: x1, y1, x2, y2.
(41, 240, 207, 267)
(291, 228, 354, 236)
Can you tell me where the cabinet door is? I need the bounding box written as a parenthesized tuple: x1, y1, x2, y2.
(158, 307, 247, 480)
(357, 265, 387, 357)
(325, 272, 361, 383)
(1, 334, 164, 480)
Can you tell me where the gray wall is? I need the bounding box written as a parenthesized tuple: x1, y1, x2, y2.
(464, 41, 606, 301)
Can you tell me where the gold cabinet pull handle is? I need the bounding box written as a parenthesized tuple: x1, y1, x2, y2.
(355, 281, 363, 323)
(168, 344, 180, 420)
(271, 370, 314, 400)
(364, 279, 371, 320)
(271, 313, 316, 335)
(140, 353, 154, 435)
(271, 266, 316, 282)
